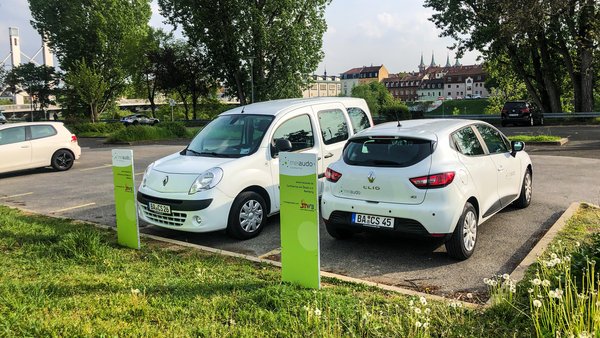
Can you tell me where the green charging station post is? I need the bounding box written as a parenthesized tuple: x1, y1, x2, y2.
(112, 149, 140, 249)
(279, 152, 320, 289)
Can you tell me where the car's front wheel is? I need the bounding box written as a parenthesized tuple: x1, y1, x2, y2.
(51, 149, 75, 171)
(324, 220, 354, 240)
(226, 191, 267, 240)
(445, 202, 478, 260)
(513, 169, 532, 208)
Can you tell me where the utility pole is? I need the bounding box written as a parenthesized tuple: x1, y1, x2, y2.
(169, 99, 176, 122)
(248, 56, 255, 104)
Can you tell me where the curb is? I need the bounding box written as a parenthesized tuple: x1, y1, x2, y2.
(526, 137, 569, 146)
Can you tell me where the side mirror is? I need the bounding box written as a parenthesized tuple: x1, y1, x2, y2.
(272, 138, 292, 157)
(511, 141, 525, 156)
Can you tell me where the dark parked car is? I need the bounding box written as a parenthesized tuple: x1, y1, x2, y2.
(120, 114, 159, 126)
(501, 101, 544, 127)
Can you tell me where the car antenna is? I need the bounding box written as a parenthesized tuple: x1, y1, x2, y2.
(240, 106, 245, 114)
(395, 111, 402, 127)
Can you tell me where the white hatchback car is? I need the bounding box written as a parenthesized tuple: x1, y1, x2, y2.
(0, 122, 81, 174)
(138, 97, 373, 239)
(320, 119, 532, 260)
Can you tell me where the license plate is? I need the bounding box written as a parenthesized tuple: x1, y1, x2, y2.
(149, 202, 171, 214)
(352, 213, 394, 228)
(509, 114, 519, 117)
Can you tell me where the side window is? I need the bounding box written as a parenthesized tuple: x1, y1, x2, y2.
(0, 127, 26, 146)
(30, 125, 57, 140)
(475, 125, 509, 154)
(271, 114, 314, 156)
(318, 109, 349, 145)
(451, 126, 485, 156)
(346, 107, 370, 134)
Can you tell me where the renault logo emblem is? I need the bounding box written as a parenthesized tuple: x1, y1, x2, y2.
(367, 171, 375, 183)
(163, 176, 169, 186)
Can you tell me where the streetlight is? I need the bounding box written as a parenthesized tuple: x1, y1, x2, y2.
(169, 98, 176, 122)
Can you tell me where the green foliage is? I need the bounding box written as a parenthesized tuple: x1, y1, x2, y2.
(29, 0, 152, 121)
(159, 0, 331, 104)
(105, 124, 195, 143)
(508, 135, 562, 143)
(64, 60, 109, 122)
(5, 63, 59, 111)
(378, 102, 410, 122)
(67, 122, 125, 137)
(157, 122, 188, 138)
(429, 99, 490, 115)
(483, 59, 528, 115)
(351, 82, 395, 116)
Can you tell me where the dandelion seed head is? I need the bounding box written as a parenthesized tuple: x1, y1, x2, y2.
(528, 288, 534, 293)
(314, 308, 322, 316)
(424, 308, 431, 314)
(466, 293, 473, 299)
(542, 280, 551, 287)
(532, 278, 542, 286)
(533, 299, 542, 308)
(551, 253, 558, 260)
(415, 321, 422, 328)
(419, 296, 427, 306)
(414, 307, 422, 314)
(130, 288, 141, 296)
(502, 273, 510, 280)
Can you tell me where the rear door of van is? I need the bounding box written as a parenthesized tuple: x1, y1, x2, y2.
(311, 103, 352, 179)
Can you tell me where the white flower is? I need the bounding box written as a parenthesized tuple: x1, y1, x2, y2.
(551, 253, 558, 260)
(549, 290, 557, 298)
(314, 308, 321, 316)
(553, 258, 562, 265)
(423, 322, 430, 328)
(532, 278, 542, 286)
(555, 289, 564, 299)
(564, 256, 571, 262)
(424, 308, 431, 314)
(130, 288, 141, 296)
(502, 273, 510, 280)
(510, 286, 516, 293)
(466, 293, 473, 299)
(415, 321, 422, 328)
(576, 241, 581, 247)
(409, 300, 414, 307)
(303, 305, 309, 311)
(490, 280, 497, 286)
(546, 260, 556, 268)
(229, 319, 236, 326)
(533, 299, 542, 308)
(420, 296, 427, 306)
(528, 288, 534, 293)
(542, 280, 551, 287)
(483, 278, 490, 284)
(414, 307, 422, 314)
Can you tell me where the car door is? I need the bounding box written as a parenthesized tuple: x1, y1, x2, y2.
(312, 103, 350, 176)
(474, 124, 521, 208)
(0, 126, 31, 173)
(451, 125, 500, 218)
(268, 109, 317, 211)
(29, 125, 58, 166)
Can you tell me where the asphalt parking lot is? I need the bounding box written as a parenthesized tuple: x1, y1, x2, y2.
(1, 124, 599, 296)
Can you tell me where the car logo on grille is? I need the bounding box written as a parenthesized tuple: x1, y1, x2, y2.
(367, 171, 375, 183)
(163, 176, 169, 186)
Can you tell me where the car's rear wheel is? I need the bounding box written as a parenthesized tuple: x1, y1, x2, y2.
(529, 117, 534, 126)
(501, 120, 507, 127)
(226, 191, 267, 240)
(51, 149, 75, 171)
(513, 169, 532, 208)
(445, 202, 478, 260)
(324, 220, 354, 240)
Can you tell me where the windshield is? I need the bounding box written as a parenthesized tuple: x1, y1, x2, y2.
(186, 114, 274, 158)
(343, 137, 432, 167)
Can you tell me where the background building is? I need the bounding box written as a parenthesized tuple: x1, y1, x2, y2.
(302, 74, 341, 98)
(340, 64, 388, 96)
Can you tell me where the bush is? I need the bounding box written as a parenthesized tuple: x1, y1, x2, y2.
(379, 103, 410, 122)
(105, 124, 196, 143)
(67, 122, 125, 136)
(158, 121, 188, 138)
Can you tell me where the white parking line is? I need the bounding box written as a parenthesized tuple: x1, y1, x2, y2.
(0, 192, 34, 199)
(258, 248, 281, 259)
(80, 164, 112, 172)
(52, 202, 96, 214)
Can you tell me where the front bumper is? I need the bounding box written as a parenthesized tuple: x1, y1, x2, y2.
(137, 186, 234, 232)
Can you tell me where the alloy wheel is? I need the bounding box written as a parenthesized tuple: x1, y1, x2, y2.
(239, 199, 263, 233)
(462, 210, 477, 252)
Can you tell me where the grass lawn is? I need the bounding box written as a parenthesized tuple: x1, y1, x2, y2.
(508, 135, 562, 143)
(1, 204, 598, 336)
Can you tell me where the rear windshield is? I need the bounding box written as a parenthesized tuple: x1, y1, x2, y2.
(343, 137, 432, 167)
(503, 102, 527, 109)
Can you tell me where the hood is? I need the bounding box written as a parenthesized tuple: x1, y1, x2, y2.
(145, 152, 234, 193)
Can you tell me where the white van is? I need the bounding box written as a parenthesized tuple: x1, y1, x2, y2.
(137, 97, 373, 239)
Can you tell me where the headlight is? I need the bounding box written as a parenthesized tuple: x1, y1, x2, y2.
(189, 167, 223, 194)
(142, 162, 154, 187)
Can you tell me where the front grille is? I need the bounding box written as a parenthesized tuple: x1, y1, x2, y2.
(140, 204, 186, 227)
(328, 210, 429, 236)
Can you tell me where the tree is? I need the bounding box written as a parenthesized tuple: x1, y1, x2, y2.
(5, 63, 59, 118)
(424, 0, 599, 113)
(29, 0, 152, 120)
(158, 0, 331, 105)
(351, 82, 395, 116)
(64, 61, 109, 123)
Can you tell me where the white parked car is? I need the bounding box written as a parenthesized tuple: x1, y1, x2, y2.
(0, 122, 81, 174)
(320, 119, 532, 260)
(138, 97, 373, 239)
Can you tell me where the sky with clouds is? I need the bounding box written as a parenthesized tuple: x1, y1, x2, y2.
(0, 0, 480, 75)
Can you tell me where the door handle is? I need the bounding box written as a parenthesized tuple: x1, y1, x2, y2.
(497, 165, 504, 172)
(21, 145, 30, 149)
(324, 152, 334, 159)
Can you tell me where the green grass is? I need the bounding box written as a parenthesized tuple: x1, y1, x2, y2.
(427, 99, 490, 115)
(0, 206, 533, 337)
(508, 135, 562, 143)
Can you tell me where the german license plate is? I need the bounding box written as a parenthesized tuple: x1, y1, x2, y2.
(352, 213, 394, 228)
(509, 114, 518, 117)
(149, 202, 171, 214)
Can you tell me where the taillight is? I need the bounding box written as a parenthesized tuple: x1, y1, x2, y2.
(325, 167, 342, 183)
(410, 172, 455, 189)
(71, 135, 78, 143)
(501, 109, 507, 113)
(520, 108, 530, 113)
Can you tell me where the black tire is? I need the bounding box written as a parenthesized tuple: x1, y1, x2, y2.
(226, 191, 267, 240)
(325, 220, 354, 240)
(513, 169, 532, 208)
(445, 202, 478, 260)
(529, 117, 534, 126)
(51, 149, 75, 171)
(501, 120, 507, 127)
(538, 117, 544, 126)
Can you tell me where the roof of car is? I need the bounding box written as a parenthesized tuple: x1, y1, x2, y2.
(0, 121, 65, 130)
(219, 97, 368, 117)
(352, 119, 486, 141)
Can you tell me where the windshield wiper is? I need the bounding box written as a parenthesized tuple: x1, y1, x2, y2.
(197, 151, 237, 158)
(185, 148, 202, 156)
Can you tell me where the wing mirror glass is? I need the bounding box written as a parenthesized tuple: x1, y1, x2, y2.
(272, 138, 292, 157)
(511, 140, 525, 155)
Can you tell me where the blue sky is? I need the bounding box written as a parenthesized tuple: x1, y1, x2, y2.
(0, 0, 480, 75)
